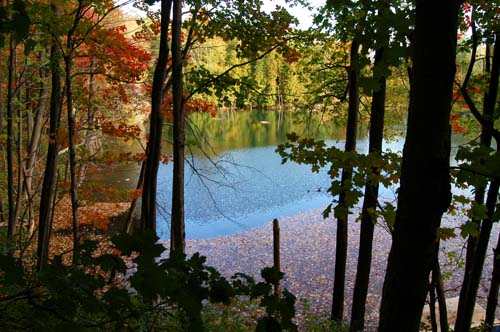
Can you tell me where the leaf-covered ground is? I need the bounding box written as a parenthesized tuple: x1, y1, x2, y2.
(45, 200, 498, 331)
(160, 207, 498, 331)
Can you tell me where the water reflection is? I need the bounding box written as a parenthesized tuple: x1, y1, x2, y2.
(157, 110, 379, 239)
(90, 110, 398, 239)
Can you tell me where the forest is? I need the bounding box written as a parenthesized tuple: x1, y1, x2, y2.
(0, 0, 499, 331)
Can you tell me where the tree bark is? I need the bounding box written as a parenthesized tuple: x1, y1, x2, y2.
(434, 261, 449, 332)
(25, 54, 49, 236)
(141, 0, 172, 232)
(170, 0, 185, 254)
(455, 32, 500, 332)
(6, 35, 16, 246)
(455, 181, 500, 332)
(331, 36, 359, 322)
(124, 155, 146, 234)
(65, 54, 79, 263)
(349, 45, 387, 332)
(0, 39, 3, 133)
(37, 3, 63, 271)
(378, 1, 460, 331)
(486, 232, 500, 327)
(64, 0, 85, 263)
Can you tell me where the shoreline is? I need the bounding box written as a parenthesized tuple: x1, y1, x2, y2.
(162, 206, 393, 328)
(160, 206, 498, 330)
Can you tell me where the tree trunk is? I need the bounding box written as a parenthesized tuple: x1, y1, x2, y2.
(331, 36, 359, 322)
(65, 54, 79, 263)
(461, 19, 487, 318)
(25, 55, 49, 236)
(170, 0, 185, 254)
(433, 256, 449, 332)
(124, 156, 146, 234)
(141, 0, 172, 232)
(84, 57, 96, 149)
(455, 32, 500, 332)
(485, 232, 500, 327)
(378, 1, 460, 331)
(349, 45, 387, 332)
(0, 41, 3, 133)
(37, 3, 63, 271)
(455, 181, 500, 332)
(6, 35, 16, 246)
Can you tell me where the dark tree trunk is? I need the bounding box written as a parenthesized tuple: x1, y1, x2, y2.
(141, 0, 172, 231)
(6, 36, 16, 246)
(433, 258, 449, 332)
(461, 14, 484, 311)
(170, 0, 185, 254)
(378, 1, 460, 331)
(37, 3, 62, 271)
(455, 32, 500, 332)
(0, 50, 3, 225)
(331, 37, 359, 322)
(124, 158, 146, 234)
(486, 232, 500, 327)
(350, 45, 387, 332)
(0, 42, 3, 133)
(455, 181, 500, 332)
(65, 55, 79, 263)
(63, 0, 84, 262)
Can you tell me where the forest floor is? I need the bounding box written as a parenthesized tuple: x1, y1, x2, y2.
(44, 199, 498, 331)
(167, 206, 498, 331)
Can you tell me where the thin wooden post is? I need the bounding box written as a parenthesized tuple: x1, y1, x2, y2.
(273, 218, 281, 296)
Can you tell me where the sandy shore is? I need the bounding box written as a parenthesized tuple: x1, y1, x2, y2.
(159, 206, 498, 330)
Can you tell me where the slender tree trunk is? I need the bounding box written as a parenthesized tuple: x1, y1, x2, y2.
(64, 55, 79, 262)
(64, 0, 85, 263)
(37, 3, 62, 271)
(455, 181, 500, 331)
(486, 233, 500, 327)
(434, 261, 449, 332)
(170, 0, 185, 254)
(25, 58, 49, 236)
(0, 51, 4, 225)
(13, 78, 23, 234)
(349, 45, 387, 332)
(461, 13, 484, 310)
(6, 36, 16, 246)
(428, 280, 438, 332)
(0, 42, 3, 133)
(331, 36, 359, 322)
(141, 0, 172, 231)
(378, 1, 460, 331)
(455, 32, 500, 332)
(84, 57, 95, 149)
(124, 156, 146, 234)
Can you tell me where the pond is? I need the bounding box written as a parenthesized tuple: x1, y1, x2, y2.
(92, 110, 404, 239)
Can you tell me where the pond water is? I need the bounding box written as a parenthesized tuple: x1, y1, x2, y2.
(92, 110, 405, 239)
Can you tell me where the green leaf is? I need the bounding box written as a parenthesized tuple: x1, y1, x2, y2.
(55, 323, 86, 332)
(261, 267, 284, 285)
(251, 282, 272, 298)
(209, 278, 234, 304)
(492, 204, 500, 223)
(0, 254, 25, 286)
(467, 202, 488, 220)
(322, 204, 332, 219)
(95, 254, 126, 273)
(437, 227, 457, 241)
(256, 316, 282, 332)
(12, 0, 31, 42)
(461, 221, 480, 239)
